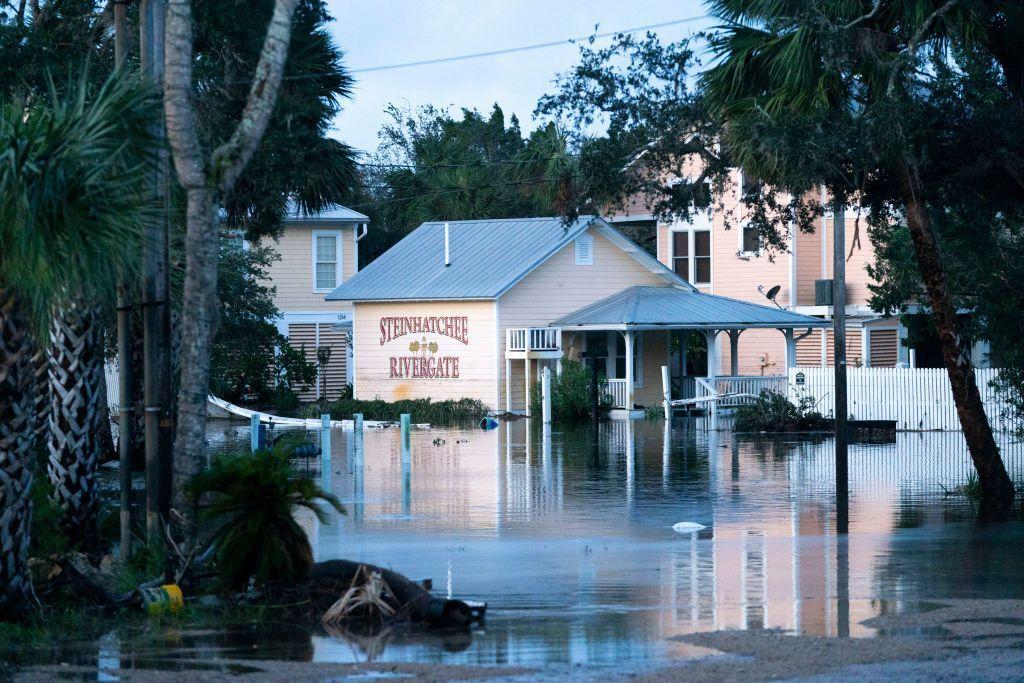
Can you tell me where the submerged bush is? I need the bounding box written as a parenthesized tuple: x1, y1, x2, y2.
(308, 396, 488, 425)
(530, 360, 612, 422)
(188, 444, 344, 589)
(733, 390, 831, 432)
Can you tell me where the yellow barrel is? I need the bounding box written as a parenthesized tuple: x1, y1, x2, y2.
(140, 584, 184, 614)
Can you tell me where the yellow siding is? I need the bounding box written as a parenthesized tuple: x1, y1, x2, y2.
(794, 328, 864, 367)
(498, 228, 667, 411)
(352, 300, 499, 408)
(260, 223, 358, 312)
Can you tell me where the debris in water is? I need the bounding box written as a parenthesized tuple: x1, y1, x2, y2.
(672, 522, 706, 534)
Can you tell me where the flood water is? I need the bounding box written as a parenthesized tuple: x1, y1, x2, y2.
(41, 420, 1024, 673)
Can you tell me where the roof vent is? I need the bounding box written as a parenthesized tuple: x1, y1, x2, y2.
(444, 222, 451, 267)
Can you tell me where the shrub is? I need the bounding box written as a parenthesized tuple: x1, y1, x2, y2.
(733, 390, 831, 432)
(307, 396, 487, 425)
(188, 444, 344, 589)
(530, 360, 612, 422)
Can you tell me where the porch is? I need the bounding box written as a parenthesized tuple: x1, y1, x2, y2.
(505, 285, 829, 416)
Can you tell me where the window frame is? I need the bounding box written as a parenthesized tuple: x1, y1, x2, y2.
(670, 225, 712, 286)
(312, 229, 343, 293)
(738, 220, 760, 257)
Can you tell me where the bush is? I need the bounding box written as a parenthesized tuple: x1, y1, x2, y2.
(188, 444, 344, 589)
(733, 390, 831, 432)
(530, 360, 612, 422)
(307, 396, 488, 426)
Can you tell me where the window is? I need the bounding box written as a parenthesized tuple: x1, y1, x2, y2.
(693, 230, 711, 284)
(313, 232, 340, 291)
(575, 234, 594, 265)
(740, 222, 759, 254)
(671, 229, 712, 285)
(672, 232, 689, 279)
(740, 168, 762, 197)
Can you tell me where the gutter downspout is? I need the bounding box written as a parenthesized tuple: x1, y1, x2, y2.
(354, 221, 368, 273)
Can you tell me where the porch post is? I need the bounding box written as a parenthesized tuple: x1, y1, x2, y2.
(728, 330, 740, 376)
(624, 330, 635, 410)
(505, 358, 511, 412)
(524, 358, 531, 416)
(703, 329, 718, 429)
(783, 328, 796, 370)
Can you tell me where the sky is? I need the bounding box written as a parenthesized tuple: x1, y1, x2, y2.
(322, 1, 713, 155)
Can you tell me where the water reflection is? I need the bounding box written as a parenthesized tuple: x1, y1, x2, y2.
(109, 421, 1024, 671)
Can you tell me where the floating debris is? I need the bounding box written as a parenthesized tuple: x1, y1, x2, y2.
(672, 522, 706, 534)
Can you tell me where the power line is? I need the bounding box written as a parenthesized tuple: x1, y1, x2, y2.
(349, 15, 708, 75)
(357, 156, 574, 171)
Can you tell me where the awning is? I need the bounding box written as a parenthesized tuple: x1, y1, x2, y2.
(551, 285, 830, 331)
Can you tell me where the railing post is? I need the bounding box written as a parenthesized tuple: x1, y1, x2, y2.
(320, 414, 331, 490)
(542, 366, 552, 423)
(250, 413, 260, 453)
(662, 365, 671, 420)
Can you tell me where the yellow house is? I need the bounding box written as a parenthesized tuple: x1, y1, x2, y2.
(326, 216, 826, 414)
(258, 203, 368, 401)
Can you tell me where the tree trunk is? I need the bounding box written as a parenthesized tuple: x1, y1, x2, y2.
(0, 289, 37, 620)
(899, 162, 1015, 518)
(47, 301, 104, 546)
(163, 0, 299, 551)
(30, 345, 48, 444)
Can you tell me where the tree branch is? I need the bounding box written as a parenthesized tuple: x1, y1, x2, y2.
(210, 0, 299, 195)
(164, 0, 207, 191)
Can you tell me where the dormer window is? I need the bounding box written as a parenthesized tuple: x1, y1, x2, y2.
(574, 234, 594, 265)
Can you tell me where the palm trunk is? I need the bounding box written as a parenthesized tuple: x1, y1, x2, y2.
(899, 162, 1015, 518)
(30, 346, 48, 445)
(0, 289, 37, 619)
(46, 301, 103, 545)
(171, 188, 218, 533)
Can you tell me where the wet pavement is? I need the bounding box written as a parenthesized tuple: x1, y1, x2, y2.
(13, 419, 1024, 678)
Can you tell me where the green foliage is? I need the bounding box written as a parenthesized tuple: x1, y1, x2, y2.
(358, 104, 577, 263)
(311, 396, 488, 426)
(28, 470, 70, 558)
(210, 242, 316, 404)
(529, 360, 611, 422)
(188, 444, 344, 589)
(733, 391, 830, 433)
(0, 71, 159, 331)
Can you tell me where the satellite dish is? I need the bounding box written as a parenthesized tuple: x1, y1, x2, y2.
(765, 284, 781, 301)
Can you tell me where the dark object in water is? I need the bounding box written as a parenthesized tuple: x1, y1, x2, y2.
(311, 560, 484, 628)
(479, 417, 499, 430)
(848, 419, 897, 444)
(291, 441, 320, 458)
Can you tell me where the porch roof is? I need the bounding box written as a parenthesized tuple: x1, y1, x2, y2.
(551, 285, 830, 330)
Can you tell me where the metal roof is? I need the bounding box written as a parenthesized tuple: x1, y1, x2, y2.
(283, 200, 368, 222)
(552, 285, 830, 330)
(326, 216, 688, 302)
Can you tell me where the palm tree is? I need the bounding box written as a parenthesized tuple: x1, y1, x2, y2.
(0, 72, 158, 619)
(702, 0, 1019, 516)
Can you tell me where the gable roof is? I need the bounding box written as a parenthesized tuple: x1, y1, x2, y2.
(284, 201, 368, 222)
(326, 216, 690, 302)
(552, 285, 830, 330)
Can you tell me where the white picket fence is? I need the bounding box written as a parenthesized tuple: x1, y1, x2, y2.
(787, 367, 1019, 432)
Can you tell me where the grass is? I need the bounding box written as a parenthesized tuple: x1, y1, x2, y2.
(306, 396, 488, 426)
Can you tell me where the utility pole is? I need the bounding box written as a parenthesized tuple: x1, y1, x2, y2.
(140, 0, 173, 540)
(114, 0, 133, 562)
(832, 202, 849, 534)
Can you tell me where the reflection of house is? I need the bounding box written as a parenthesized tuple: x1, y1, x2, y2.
(258, 203, 368, 400)
(608, 168, 991, 374)
(326, 216, 825, 413)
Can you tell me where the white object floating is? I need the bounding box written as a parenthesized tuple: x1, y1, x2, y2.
(672, 522, 706, 534)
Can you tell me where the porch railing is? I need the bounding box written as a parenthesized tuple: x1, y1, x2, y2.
(606, 378, 629, 408)
(506, 327, 561, 353)
(678, 375, 786, 407)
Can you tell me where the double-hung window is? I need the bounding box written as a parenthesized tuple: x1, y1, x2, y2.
(672, 228, 711, 285)
(313, 231, 341, 291)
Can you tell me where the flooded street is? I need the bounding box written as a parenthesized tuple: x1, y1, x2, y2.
(17, 420, 1024, 679)
(293, 420, 1024, 667)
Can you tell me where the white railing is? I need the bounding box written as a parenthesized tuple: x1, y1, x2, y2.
(787, 367, 1020, 432)
(606, 378, 629, 408)
(506, 327, 561, 353)
(679, 375, 785, 407)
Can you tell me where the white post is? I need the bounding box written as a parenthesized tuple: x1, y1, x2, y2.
(505, 358, 511, 412)
(320, 414, 331, 490)
(541, 366, 552, 423)
(444, 222, 451, 266)
(624, 330, 635, 411)
(784, 328, 796, 370)
(400, 413, 411, 515)
(524, 358, 531, 416)
(728, 330, 740, 376)
(662, 365, 671, 420)
(352, 412, 363, 467)
(250, 413, 260, 452)
(909, 348, 917, 369)
(704, 329, 718, 430)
